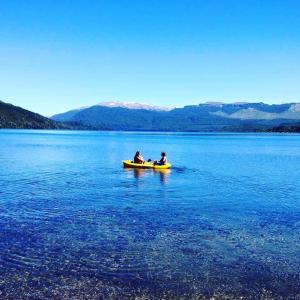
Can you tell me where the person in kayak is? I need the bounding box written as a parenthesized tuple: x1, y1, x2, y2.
(133, 151, 145, 164)
(154, 152, 167, 165)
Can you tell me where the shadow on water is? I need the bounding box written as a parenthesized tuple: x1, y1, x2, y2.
(171, 166, 187, 173)
(171, 165, 200, 175)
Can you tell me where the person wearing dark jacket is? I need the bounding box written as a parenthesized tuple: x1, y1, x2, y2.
(133, 151, 145, 164)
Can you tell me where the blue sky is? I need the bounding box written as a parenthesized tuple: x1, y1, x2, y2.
(0, 0, 300, 116)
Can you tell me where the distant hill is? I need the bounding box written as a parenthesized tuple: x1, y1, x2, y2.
(52, 101, 300, 131)
(0, 100, 74, 129)
(267, 123, 300, 133)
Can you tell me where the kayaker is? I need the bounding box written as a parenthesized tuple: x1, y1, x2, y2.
(154, 152, 167, 165)
(133, 151, 145, 164)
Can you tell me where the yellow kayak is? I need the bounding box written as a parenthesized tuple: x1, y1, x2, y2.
(122, 160, 171, 169)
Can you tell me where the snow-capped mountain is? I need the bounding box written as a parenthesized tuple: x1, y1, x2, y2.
(95, 101, 172, 111)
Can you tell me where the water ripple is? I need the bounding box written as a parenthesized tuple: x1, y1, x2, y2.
(1, 131, 300, 298)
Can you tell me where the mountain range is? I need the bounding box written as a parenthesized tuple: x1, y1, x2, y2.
(1, 100, 300, 132)
(52, 101, 300, 132)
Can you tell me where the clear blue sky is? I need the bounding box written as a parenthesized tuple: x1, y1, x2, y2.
(0, 0, 300, 116)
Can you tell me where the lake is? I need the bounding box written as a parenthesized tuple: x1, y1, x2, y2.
(0, 130, 300, 299)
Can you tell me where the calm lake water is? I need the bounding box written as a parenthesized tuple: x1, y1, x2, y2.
(0, 130, 300, 299)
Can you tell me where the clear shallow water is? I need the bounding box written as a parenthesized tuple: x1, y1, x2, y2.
(0, 130, 300, 299)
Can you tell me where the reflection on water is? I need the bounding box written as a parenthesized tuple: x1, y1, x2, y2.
(0, 130, 300, 299)
(125, 168, 171, 185)
(133, 168, 146, 179)
(154, 169, 171, 184)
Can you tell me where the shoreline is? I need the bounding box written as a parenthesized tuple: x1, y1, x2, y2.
(1, 128, 300, 134)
